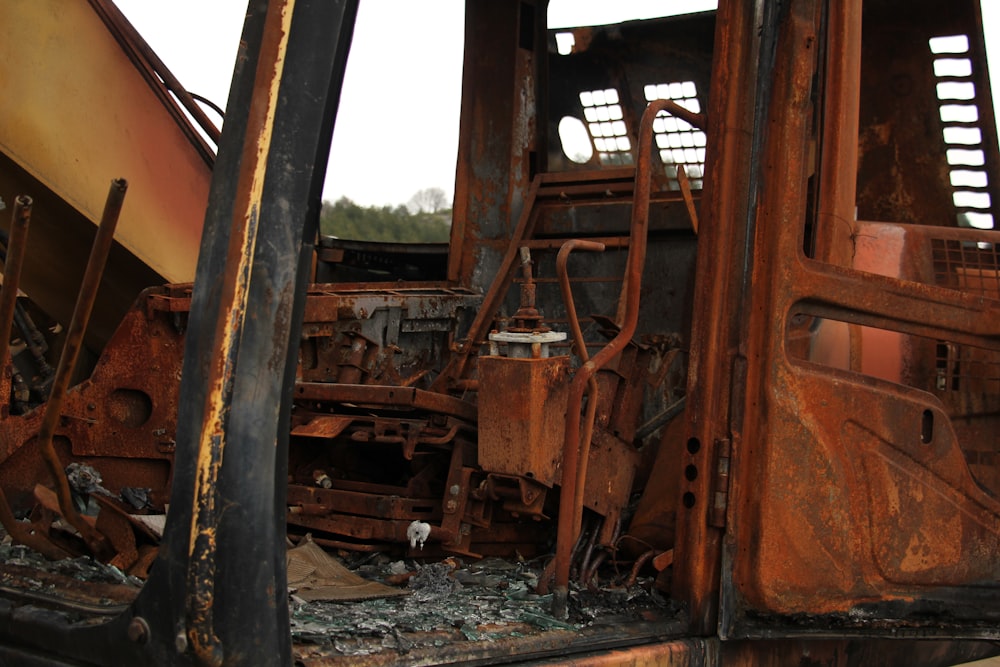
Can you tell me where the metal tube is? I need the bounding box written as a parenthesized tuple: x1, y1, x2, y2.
(626, 549, 656, 588)
(556, 240, 606, 360)
(658, 99, 706, 132)
(551, 100, 671, 618)
(0, 197, 71, 560)
(34, 180, 128, 559)
(14, 304, 53, 386)
(0, 197, 32, 393)
(555, 239, 604, 586)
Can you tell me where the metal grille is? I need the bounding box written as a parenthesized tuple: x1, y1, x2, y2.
(935, 340, 1000, 395)
(931, 237, 1000, 297)
(931, 237, 1000, 394)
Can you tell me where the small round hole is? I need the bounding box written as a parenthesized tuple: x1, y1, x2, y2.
(682, 492, 696, 509)
(686, 437, 701, 455)
(685, 464, 698, 481)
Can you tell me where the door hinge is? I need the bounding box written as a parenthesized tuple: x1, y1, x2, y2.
(709, 437, 731, 528)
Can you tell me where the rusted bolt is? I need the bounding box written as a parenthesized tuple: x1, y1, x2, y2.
(449, 485, 461, 496)
(175, 630, 189, 653)
(445, 499, 458, 512)
(127, 616, 150, 644)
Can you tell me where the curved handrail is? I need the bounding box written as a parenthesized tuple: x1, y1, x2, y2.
(550, 99, 677, 618)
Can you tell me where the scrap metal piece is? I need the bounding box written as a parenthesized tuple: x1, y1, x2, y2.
(0, 197, 70, 560)
(65, 463, 114, 499)
(30, 180, 129, 563)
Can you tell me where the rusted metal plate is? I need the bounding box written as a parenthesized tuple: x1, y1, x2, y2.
(582, 429, 639, 527)
(477, 355, 570, 486)
(0, 290, 183, 511)
(720, 0, 1000, 635)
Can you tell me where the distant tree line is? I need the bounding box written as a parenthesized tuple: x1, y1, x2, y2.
(319, 188, 452, 243)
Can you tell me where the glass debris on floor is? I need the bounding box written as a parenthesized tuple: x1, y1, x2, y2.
(0, 527, 144, 614)
(289, 542, 678, 660)
(0, 540, 143, 589)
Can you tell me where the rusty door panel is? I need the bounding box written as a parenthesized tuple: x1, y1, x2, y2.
(720, 0, 1000, 636)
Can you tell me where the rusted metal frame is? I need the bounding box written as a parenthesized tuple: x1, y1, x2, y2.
(536, 170, 694, 205)
(433, 176, 544, 390)
(814, 0, 862, 266)
(308, 283, 478, 297)
(350, 421, 463, 461)
(87, 0, 220, 159)
(34, 179, 128, 560)
(541, 182, 637, 198)
(862, 221, 1000, 244)
(550, 99, 673, 618)
(289, 470, 429, 500)
(295, 382, 477, 422)
(794, 257, 1000, 346)
(722, 0, 825, 636)
(286, 485, 443, 521)
(537, 166, 638, 185)
(539, 182, 690, 201)
(438, 441, 474, 550)
(448, 2, 534, 286)
(673, 0, 761, 635)
(0, 198, 70, 560)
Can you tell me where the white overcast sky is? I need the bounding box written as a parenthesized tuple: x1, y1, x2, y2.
(115, 0, 1000, 209)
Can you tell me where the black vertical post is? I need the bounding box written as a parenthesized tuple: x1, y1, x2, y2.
(129, 1, 358, 664)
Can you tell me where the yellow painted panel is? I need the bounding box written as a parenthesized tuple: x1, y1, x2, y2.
(0, 0, 212, 283)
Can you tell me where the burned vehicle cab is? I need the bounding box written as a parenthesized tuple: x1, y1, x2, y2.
(0, 0, 997, 666)
(283, 7, 712, 570)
